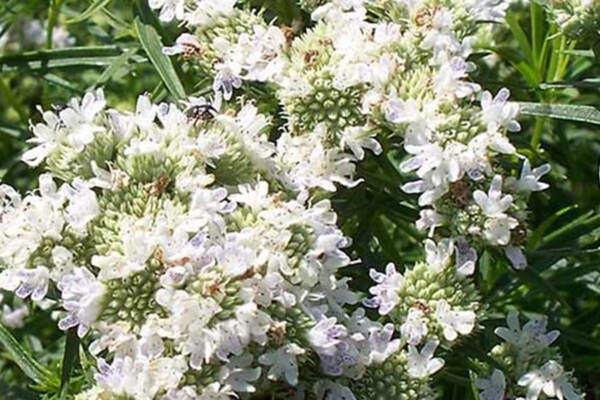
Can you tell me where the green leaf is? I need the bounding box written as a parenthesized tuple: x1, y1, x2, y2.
(67, 0, 112, 24)
(528, 205, 578, 250)
(530, 2, 544, 69)
(0, 46, 144, 72)
(540, 211, 600, 247)
(134, 17, 186, 100)
(59, 329, 79, 400)
(0, 323, 59, 391)
(42, 74, 83, 94)
(561, 49, 596, 58)
(92, 48, 140, 88)
(0, 46, 125, 63)
(539, 78, 600, 90)
(0, 124, 28, 141)
(505, 13, 534, 65)
(515, 268, 572, 311)
(516, 102, 600, 125)
(0, 56, 146, 72)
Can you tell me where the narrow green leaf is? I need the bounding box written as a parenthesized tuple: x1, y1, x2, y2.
(59, 328, 79, 400)
(0, 124, 27, 140)
(135, 0, 163, 28)
(67, 0, 112, 24)
(515, 268, 572, 311)
(539, 78, 600, 89)
(530, 2, 544, 69)
(92, 48, 139, 88)
(134, 17, 186, 100)
(505, 13, 534, 65)
(0, 45, 133, 63)
(516, 102, 600, 125)
(560, 49, 595, 58)
(0, 323, 59, 390)
(42, 74, 83, 94)
(528, 205, 578, 250)
(0, 56, 146, 72)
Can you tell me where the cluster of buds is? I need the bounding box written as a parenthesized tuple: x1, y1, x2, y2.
(474, 311, 583, 400)
(546, 0, 600, 53)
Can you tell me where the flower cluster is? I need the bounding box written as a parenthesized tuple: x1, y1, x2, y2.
(0, 87, 393, 399)
(474, 311, 583, 400)
(545, 0, 600, 51)
(0, 0, 583, 399)
(162, 0, 550, 270)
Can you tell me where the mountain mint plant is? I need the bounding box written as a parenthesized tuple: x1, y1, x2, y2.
(0, 0, 590, 399)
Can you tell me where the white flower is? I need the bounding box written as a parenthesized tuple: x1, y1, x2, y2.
(465, 0, 510, 21)
(434, 57, 480, 98)
(61, 179, 100, 236)
(96, 355, 187, 400)
(505, 245, 527, 270)
(385, 97, 420, 124)
(184, 0, 237, 27)
(506, 160, 551, 193)
(23, 108, 62, 167)
(197, 383, 236, 400)
(308, 317, 348, 356)
(425, 238, 454, 273)
(483, 216, 519, 246)
(1, 303, 29, 329)
(0, 266, 50, 302)
(407, 340, 445, 378)
(219, 354, 261, 393)
(419, 8, 462, 64)
(367, 323, 402, 364)
(474, 175, 513, 218)
(518, 361, 583, 400)
(455, 237, 477, 276)
(435, 299, 476, 341)
(481, 88, 521, 133)
(475, 176, 519, 245)
(59, 89, 107, 151)
(363, 263, 403, 315)
(163, 34, 203, 57)
(416, 209, 445, 236)
(401, 308, 428, 345)
(475, 369, 506, 400)
(213, 63, 242, 101)
(163, 386, 198, 400)
(339, 126, 382, 160)
(314, 380, 357, 400)
(230, 181, 270, 213)
(494, 310, 560, 354)
(148, 0, 185, 22)
(234, 302, 271, 347)
(258, 343, 305, 386)
(58, 267, 105, 337)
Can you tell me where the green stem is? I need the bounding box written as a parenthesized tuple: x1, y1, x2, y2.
(530, 2, 543, 71)
(46, 0, 65, 50)
(530, 116, 544, 150)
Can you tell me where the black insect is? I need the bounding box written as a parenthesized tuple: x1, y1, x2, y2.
(185, 103, 217, 124)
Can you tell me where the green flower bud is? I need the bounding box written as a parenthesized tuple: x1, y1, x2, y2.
(390, 262, 482, 346)
(46, 131, 115, 182)
(350, 351, 439, 400)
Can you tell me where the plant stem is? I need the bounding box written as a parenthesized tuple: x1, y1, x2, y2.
(46, 0, 65, 49)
